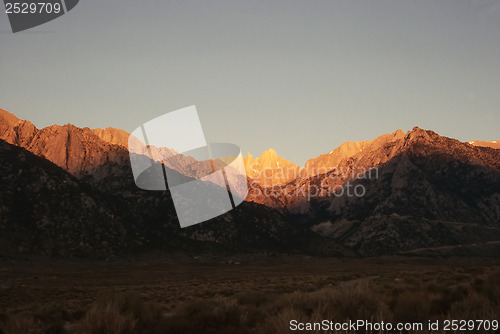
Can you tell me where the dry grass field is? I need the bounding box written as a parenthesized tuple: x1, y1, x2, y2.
(0, 255, 499, 333)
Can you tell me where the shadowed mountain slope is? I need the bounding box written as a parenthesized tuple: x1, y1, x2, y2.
(0, 137, 321, 258)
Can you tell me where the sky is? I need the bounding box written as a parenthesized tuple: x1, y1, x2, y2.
(1, 0, 499, 166)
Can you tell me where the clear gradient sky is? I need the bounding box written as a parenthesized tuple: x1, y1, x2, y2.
(1, 0, 499, 166)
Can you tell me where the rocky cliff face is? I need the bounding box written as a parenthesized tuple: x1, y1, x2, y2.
(0, 109, 129, 178)
(0, 109, 217, 183)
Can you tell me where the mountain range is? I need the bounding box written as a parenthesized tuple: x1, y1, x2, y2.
(1, 108, 499, 258)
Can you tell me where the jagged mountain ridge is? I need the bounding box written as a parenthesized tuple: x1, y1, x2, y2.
(243, 131, 406, 187)
(0, 109, 294, 189)
(246, 128, 419, 210)
(246, 128, 500, 209)
(3, 108, 497, 193)
(0, 109, 218, 182)
(1, 108, 500, 257)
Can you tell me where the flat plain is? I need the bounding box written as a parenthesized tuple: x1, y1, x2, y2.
(1, 255, 499, 333)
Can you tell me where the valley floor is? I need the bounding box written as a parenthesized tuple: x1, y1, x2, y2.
(0, 255, 499, 333)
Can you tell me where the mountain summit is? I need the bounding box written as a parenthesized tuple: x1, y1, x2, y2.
(244, 148, 300, 187)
